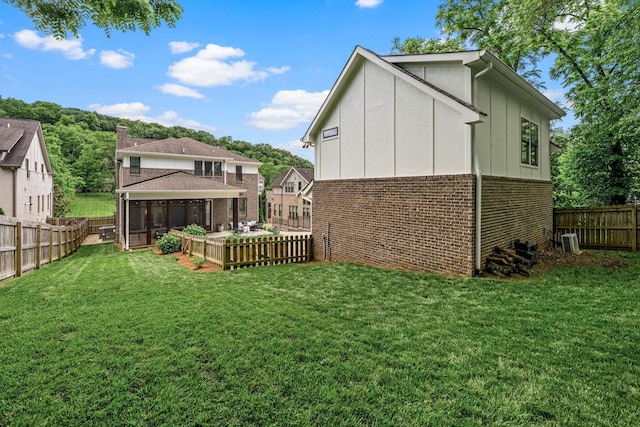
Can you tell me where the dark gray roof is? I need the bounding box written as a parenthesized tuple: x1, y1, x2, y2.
(270, 172, 288, 187)
(0, 118, 47, 169)
(294, 167, 314, 183)
(119, 134, 259, 164)
(123, 170, 245, 191)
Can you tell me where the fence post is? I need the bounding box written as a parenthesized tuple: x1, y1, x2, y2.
(632, 205, 638, 252)
(36, 224, 41, 269)
(15, 222, 22, 277)
(49, 227, 53, 264)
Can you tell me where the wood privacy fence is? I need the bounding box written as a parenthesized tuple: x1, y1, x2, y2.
(47, 216, 115, 235)
(0, 216, 88, 281)
(170, 230, 313, 270)
(554, 205, 639, 251)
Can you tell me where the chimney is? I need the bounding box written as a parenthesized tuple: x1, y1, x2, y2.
(116, 126, 128, 149)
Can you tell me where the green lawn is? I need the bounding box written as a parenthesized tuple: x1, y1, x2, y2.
(1, 246, 639, 426)
(66, 192, 115, 217)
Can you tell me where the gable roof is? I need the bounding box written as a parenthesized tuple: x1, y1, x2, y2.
(270, 167, 315, 188)
(302, 46, 487, 146)
(0, 118, 52, 171)
(295, 167, 314, 183)
(270, 172, 288, 187)
(117, 132, 260, 165)
(382, 49, 566, 120)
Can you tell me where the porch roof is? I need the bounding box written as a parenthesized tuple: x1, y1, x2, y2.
(115, 170, 246, 200)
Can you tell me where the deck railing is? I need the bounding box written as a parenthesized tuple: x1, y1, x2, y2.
(171, 230, 312, 270)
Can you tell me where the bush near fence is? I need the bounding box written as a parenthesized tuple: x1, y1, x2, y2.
(170, 230, 312, 270)
(554, 205, 639, 252)
(1, 216, 88, 281)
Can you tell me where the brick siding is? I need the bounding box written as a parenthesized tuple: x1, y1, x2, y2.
(480, 176, 553, 263)
(312, 175, 475, 276)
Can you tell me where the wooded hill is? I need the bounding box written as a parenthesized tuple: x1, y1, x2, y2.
(0, 97, 313, 202)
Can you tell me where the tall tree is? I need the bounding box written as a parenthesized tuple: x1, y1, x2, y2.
(3, 0, 183, 38)
(394, 0, 640, 205)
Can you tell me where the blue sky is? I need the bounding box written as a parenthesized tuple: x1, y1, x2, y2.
(0, 0, 571, 162)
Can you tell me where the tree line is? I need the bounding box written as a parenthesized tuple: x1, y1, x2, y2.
(0, 97, 312, 216)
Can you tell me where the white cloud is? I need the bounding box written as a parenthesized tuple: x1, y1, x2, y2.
(88, 102, 216, 133)
(156, 83, 205, 99)
(168, 41, 201, 54)
(543, 89, 565, 103)
(100, 49, 134, 69)
(13, 29, 95, 60)
(356, 0, 383, 8)
(167, 43, 289, 87)
(274, 139, 314, 162)
(247, 89, 329, 131)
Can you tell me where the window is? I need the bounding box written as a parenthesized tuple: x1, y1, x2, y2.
(298, 181, 302, 191)
(521, 118, 539, 166)
(29, 196, 32, 212)
(322, 127, 338, 139)
(289, 205, 298, 219)
(194, 160, 203, 176)
(130, 156, 141, 174)
(41, 164, 45, 180)
(25, 159, 30, 179)
(205, 161, 213, 177)
(227, 198, 248, 218)
(35, 161, 38, 175)
(236, 165, 243, 182)
(285, 182, 295, 193)
(214, 161, 222, 176)
(303, 207, 310, 218)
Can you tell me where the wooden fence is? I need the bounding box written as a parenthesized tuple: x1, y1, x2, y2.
(0, 216, 88, 281)
(171, 230, 312, 270)
(48, 216, 115, 235)
(554, 205, 639, 251)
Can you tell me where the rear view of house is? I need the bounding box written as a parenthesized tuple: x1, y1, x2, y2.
(302, 46, 564, 276)
(0, 118, 54, 222)
(115, 126, 261, 249)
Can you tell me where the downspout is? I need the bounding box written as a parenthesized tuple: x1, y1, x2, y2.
(125, 193, 130, 251)
(12, 167, 18, 217)
(472, 60, 493, 275)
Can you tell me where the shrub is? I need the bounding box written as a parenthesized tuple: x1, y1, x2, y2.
(191, 256, 205, 269)
(156, 234, 181, 254)
(183, 224, 206, 236)
(0, 207, 4, 215)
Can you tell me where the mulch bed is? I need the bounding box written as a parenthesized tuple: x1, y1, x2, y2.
(490, 246, 629, 279)
(151, 246, 223, 272)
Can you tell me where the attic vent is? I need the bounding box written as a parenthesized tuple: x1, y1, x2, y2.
(182, 148, 185, 153)
(322, 127, 338, 139)
(561, 233, 581, 254)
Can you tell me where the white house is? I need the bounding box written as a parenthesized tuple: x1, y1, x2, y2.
(0, 118, 54, 222)
(302, 46, 565, 276)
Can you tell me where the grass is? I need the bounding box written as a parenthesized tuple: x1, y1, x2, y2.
(66, 192, 115, 217)
(1, 246, 639, 425)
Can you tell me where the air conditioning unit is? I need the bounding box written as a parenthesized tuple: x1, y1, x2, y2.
(561, 233, 581, 254)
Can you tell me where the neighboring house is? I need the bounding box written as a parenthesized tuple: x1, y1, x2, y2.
(265, 167, 313, 230)
(302, 46, 565, 276)
(0, 118, 54, 222)
(115, 126, 262, 249)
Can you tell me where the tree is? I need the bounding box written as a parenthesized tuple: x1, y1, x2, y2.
(53, 183, 69, 217)
(3, 0, 183, 38)
(394, 0, 640, 205)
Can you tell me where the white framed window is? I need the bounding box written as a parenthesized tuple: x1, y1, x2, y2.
(521, 118, 539, 166)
